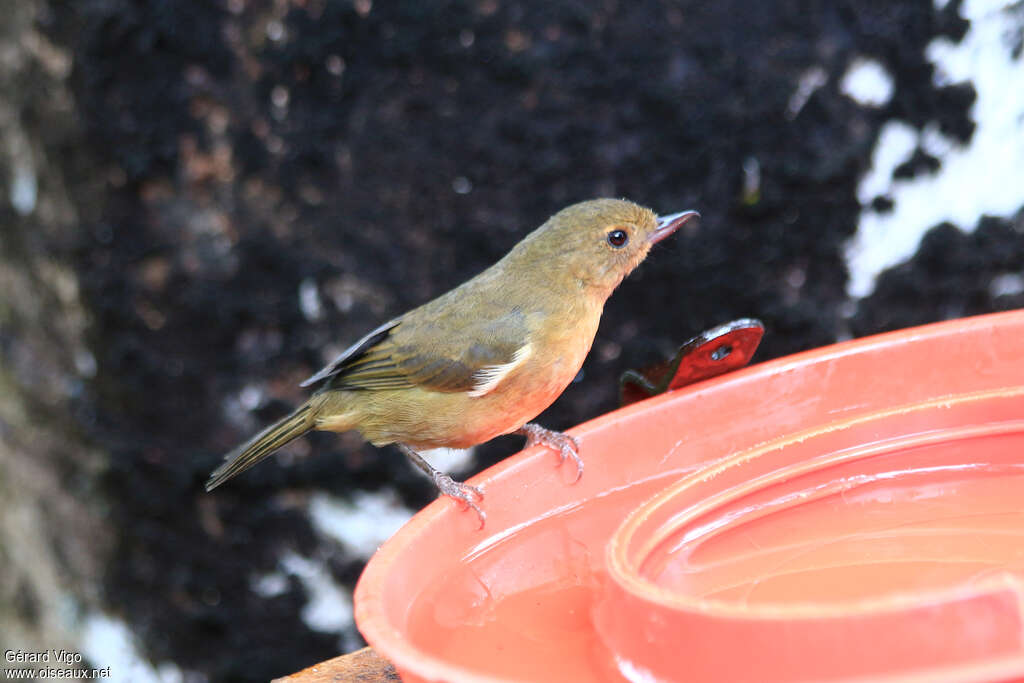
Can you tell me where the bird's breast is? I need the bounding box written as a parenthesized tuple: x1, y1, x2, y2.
(487, 300, 602, 422)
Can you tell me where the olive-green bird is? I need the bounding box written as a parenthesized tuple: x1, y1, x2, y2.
(206, 198, 698, 525)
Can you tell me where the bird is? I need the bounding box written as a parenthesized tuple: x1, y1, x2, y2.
(205, 198, 698, 526)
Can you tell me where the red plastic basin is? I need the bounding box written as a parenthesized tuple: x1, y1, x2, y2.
(355, 310, 1024, 682)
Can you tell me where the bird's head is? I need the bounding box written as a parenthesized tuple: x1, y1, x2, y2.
(513, 198, 699, 296)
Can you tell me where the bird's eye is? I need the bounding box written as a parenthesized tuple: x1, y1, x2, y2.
(607, 229, 629, 248)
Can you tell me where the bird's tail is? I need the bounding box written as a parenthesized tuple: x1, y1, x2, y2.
(205, 401, 318, 491)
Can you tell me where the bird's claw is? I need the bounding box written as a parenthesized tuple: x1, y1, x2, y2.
(433, 472, 486, 528)
(518, 423, 583, 483)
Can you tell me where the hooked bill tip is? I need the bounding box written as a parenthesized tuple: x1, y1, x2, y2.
(651, 210, 700, 243)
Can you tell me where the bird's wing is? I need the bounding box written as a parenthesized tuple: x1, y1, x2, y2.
(301, 307, 533, 395)
(300, 318, 401, 387)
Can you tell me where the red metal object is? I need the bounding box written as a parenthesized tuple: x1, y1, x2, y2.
(619, 318, 764, 405)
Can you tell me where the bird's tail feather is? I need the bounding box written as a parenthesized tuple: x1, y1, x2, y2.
(205, 402, 316, 491)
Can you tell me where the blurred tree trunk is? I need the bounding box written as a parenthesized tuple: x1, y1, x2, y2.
(0, 0, 110, 656)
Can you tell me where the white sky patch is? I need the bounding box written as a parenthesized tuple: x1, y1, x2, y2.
(990, 272, 1024, 297)
(855, 121, 918, 205)
(421, 446, 476, 475)
(279, 552, 353, 635)
(787, 66, 828, 119)
(840, 57, 895, 107)
(845, 0, 1024, 298)
(81, 613, 193, 683)
(250, 570, 289, 597)
(10, 160, 37, 215)
(298, 277, 323, 321)
(308, 490, 413, 558)
(306, 450, 473, 559)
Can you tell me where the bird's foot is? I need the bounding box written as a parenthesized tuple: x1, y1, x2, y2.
(399, 444, 486, 528)
(517, 423, 583, 483)
(433, 472, 486, 528)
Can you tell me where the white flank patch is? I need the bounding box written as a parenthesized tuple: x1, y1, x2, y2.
(840, 57, 895, 107)
(308, 490, 413, 558)
(845, 0, 1024, 298)
(468, 343, 532, 397)
(81, 613, 192, 682)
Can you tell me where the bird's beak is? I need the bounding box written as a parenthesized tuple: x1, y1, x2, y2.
(650, 210, 700, 244)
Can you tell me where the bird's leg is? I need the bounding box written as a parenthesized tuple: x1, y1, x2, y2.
(398, 444, 486, 527)
(516, 423, 583, 483)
